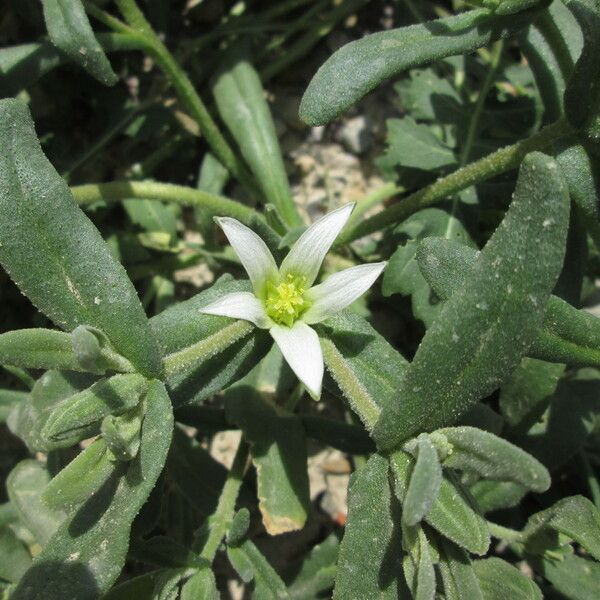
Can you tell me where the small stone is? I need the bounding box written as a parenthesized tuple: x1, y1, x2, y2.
(338, 116, 372, 155)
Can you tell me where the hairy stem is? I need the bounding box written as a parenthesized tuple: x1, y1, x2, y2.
(70, 180, 281, 251)
(336, 119, 572, 246)
(199, 438, 250, 562)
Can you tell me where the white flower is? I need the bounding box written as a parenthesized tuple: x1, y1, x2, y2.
(199, 204, 386, 399)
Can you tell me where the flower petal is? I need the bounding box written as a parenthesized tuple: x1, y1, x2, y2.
(279, 203, 355, 286)
(303, 262, 387, 324)
(270, 321, 323, 400)
(216, 217, 278, 296)
(199, 292, 272, 329)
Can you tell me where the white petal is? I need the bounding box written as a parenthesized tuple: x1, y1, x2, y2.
(270, 322, 323, 400)
(279, 203, 355, 286)
(216, 217, 278, 296)
(199, 292, 272, 328)
(303, 262, 387, 324)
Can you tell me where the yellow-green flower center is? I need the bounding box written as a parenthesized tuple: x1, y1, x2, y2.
(265, 274, 310, 327)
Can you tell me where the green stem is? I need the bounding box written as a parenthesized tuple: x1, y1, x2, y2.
(320, 336, 381, 431)
(111, 0, 256, 193)
(487, 521, 524, 543)
(163, 321, 254, 377)
(336, 119, 572, 246)
(459, 40, 504, 166)
(70, 180, 281, 251)
(199, 438, 250, 562)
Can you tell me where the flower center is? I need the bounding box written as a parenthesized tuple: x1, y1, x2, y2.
(265, 274, 310, 327)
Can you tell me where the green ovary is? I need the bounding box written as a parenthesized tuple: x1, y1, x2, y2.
(265, 274, 310, 327)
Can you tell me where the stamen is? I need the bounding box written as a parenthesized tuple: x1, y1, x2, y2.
(265, 274, 310, 327)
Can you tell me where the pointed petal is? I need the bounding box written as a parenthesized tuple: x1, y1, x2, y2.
(303, 262, 387, 324)
(270, 322, 323, 399)
(199, 292, 272, 329)
(216, 217, 278, 296)
(280, 203, 355, 286)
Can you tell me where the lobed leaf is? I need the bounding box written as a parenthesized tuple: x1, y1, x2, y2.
(0, 99, 162, 378)
(375, 153, 569, 449)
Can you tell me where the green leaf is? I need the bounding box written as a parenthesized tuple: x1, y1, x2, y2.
(225, 389, 310, 535)
(524, 495, 600, 561)
(0, 99, 162, 378)
(70, 325, 136, 374)
(285, 534, 338, 600)
(150, 276, 270, 406)
(0, 389, 27, 424)
(6, 460, 67, 545)
(383, 208, 472, 327)
(377, 117, 457, 172)
(564, 0, 600, 141)
(438, 538, 484, 600)
(403, 434, 443, 526)
(101, 403, 144, 461)
(402, 525, 436, 600)
(317, 310, 408, 432)
(470, 480, 527, 514)
(390, 450, 490, 555)
(41, 373, 147, 447)
(538, 553, 600, 600)
(473, 557, 542, 600)
(333, 454, 405, 599)
(40, 0, 117, 85)
(0, 527, 32, 583)
(212, 54, 301, 227)
(227, 539, 290, 599)
(226, 508, 250, 547)
(299, 5, 545, 125)
(123, 198, 178, 239)
(0, 329, 82, 372)
(374, 153, 569, 449)
(518, 375, 600, 470)
(437, 426, 550, 493)
(42, 438, 116, 510)
(499, 358, 564, 430)
(518, 0, 582, 121)
(7, 370, 97, 452)
(167, 427, 227, 517)
(417, 235, 600, 368)
(102, 569, 169, 600)
(180, 567, 220, 600)
(556, 140, 600, 248)
(12, 380, 173, 600)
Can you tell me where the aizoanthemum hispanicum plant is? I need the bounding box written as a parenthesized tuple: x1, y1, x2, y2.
(199, 204, 386, 398)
